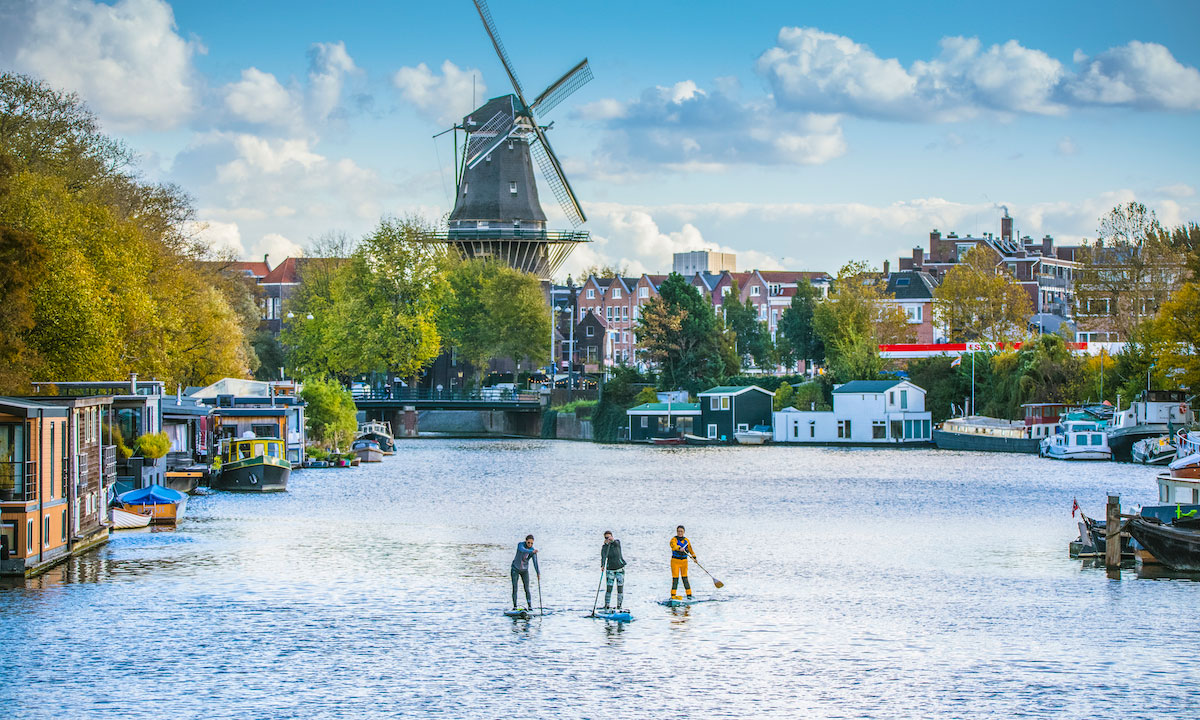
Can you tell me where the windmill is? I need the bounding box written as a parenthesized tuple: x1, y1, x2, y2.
(430, 0, 592, 280)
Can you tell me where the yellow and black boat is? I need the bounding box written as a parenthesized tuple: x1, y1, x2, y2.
(213, 436, 291, 492)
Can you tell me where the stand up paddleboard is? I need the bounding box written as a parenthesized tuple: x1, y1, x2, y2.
(503, 609, 545, 618)
(591, 610, 633, 623)
(658, 598, 707, 607)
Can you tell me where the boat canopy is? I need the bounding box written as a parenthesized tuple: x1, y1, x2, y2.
(118, 484, 186, 505)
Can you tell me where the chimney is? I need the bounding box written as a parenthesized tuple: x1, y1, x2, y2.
(912, 247, 923, 268)
(929, 229, 941, 243)
(129, 372, 138, 395)
(1001, 215, 1013, 243)
(883, 260, 890, 276)
(264, 253, 271, 272)
(1042, 236, 1053, 256)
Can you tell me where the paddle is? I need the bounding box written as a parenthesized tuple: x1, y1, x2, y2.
(590, 559, 607, 617)
(536, 570, 543, 616)
(692, 557, 724, 589)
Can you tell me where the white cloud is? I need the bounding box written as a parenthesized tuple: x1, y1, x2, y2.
(1057, 136, 1078, 156)
(757, 28, 1067, 119)
(393, 60, 485, 126)
(259, 233, 305, 260)
(224, 68, 297, 125)
(306, 41, 358, 122)
(189, 219, 245, 257)
(0, 0, 201, 131)
(1156, 183, 1195, 199)
(1066, 41, 1200, 110)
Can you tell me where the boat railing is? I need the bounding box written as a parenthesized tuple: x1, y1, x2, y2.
(353, 387, 541, 403)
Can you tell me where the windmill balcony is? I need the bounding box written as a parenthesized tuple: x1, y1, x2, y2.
(440, 227, 590, 242)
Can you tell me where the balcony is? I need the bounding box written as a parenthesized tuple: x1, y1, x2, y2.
(0, 460, 38, 502)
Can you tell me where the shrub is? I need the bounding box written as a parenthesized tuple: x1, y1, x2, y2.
(135, 432, 171, 459)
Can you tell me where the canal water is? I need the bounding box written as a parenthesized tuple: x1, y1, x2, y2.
(1, 441, 1196, 719)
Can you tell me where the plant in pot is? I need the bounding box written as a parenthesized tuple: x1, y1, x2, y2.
(135, 432, 171, 465)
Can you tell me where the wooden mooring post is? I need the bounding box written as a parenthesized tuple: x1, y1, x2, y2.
(1105, 494, 1122, 572)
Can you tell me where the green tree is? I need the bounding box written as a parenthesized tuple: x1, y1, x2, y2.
(906, 356, 973, 423)
(777, 280, 824, 370)
(933, 247, 1032, 342)
(633, 386, 659, 405)
(635, 273, 725, 393)
(813, 261, 909, 382)
(772, 381, 793, 411)
(300, 375, 358, 450)
(721, 280, 773, 369)
(443, 259, 550, 377)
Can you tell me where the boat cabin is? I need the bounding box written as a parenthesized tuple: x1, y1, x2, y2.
(1022, 403, 1066, 439)
(221, 436, 287, 465)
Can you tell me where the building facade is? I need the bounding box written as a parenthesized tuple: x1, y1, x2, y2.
(773, 380, 932, 444)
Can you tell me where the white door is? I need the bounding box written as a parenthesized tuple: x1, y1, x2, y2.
(707, 424, 717, 439)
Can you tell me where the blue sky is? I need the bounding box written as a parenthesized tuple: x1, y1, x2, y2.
(2, 0, 1198, 278)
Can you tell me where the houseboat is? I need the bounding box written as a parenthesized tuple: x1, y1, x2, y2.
(699, 386, 774, 443)
(773, 380, 931, 445)
(213, 436, 291, 492)
(1039, 420, 1111, 461)
(626, 402, 701, 443)
(932, 416, 1040, 454)
(355, 420, 395, 454)
(1106, 390, 1190, 461)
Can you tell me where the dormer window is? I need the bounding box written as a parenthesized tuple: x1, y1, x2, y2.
(587, 289, 595, 299)
(613, 288, 622, 299)
(509, 181, 517, 195)
(639, 287, 648, 299)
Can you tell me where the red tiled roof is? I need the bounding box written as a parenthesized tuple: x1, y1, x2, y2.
(230, 261, 270, 278)
(262, 257, 301, 284)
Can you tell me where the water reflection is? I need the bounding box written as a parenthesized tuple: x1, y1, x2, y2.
(0, 441, 1192, 718)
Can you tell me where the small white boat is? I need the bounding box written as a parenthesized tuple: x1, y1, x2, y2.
(1039, 421, 1111, 461)
(351, 438, 383, 463)
(111, 507, 152, 529)
(734, 425, 772, 445)
(1132, 435, 1176, 465)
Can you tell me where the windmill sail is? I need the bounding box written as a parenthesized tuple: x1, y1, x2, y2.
(530, 59, 593, 117)
(530, 126, 586, 227)
(472, 0, 526, 102)
(464, 109, 516, 169)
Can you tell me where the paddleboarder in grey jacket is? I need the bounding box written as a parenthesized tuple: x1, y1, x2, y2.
(511, 535, 540, 610)
(600, 531, 625, 611)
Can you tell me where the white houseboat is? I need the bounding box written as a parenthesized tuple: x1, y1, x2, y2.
(773, 380, 932, 445)
(1040, 420, 1111, 461)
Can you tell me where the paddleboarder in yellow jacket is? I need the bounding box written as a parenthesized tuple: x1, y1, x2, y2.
(670, 525, 696, 600)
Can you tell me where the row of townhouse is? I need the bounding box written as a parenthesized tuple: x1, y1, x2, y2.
(558, 270, 833, 371)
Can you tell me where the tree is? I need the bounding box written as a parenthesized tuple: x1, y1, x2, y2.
(300, 375, 358, 450)
(772, 381, 793, 411)
(442, 259, 549, 377)
(813, 261, 909, 382)
(933, 247, 1032, 342)
(721, 281, 773, 370)
(777, 279, 824, 371)
(635, 273, 724, 394)
(633, 386, 659, 405)
(1151, 284, 1200, 392)
(1075, 202, 1184, 340)
(333, 216, 451, 380)
(579, 264, 628, 279)
(0, 158, 48, 391)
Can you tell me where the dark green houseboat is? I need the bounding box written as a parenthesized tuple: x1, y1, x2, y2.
(213, 436, 291, 492)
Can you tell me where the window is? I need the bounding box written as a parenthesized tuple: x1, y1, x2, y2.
(737, 423, 749, 433)
(837, 420, 852, 438)
(722, 287, 731, 296)
(623, 332, 629, 343)
(905, 305, 922, 323)
(895, 278, 911, 287)
(640, 417, 648, 428)
(252, 424, 278, 439)
(707, 424, 718, 439)
(43, 515, 50, 547)
(810, 424, 815, 438)
(463, 183, 468, 195)
(889, 391, 895, 404)
(613, 288, 622, 299)
(27, 519, 33, 552)
(587, 289, 595, 299)
(750, 286, 761, 296)
(485, 154, 491, 163)
(900, 390, 908, 410)
(872, 421, 886, 439)
(61, 509, 66, 541)
(606, 307, 612, 321)
(622, 306, 629, 319)
(710, 397, 720, 411)
(721, 397, 730, 411)
(891, 420, 903, 439)
(585, 326, 595, 338)
(639, 287, 649, 299)
(792, 424, 798, 439)
(509, 181, 517, 195)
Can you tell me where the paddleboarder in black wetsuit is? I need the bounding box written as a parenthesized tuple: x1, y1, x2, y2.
(511, 535, 540, 610)
(600, 530, 626, 612)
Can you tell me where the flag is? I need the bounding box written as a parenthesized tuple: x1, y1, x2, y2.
(1071, 497, 1080, 518)
(950, 355, 963, 368)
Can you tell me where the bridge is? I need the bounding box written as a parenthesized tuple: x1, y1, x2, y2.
(353, 388, 544, 437)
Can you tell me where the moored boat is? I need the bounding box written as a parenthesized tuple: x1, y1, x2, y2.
(110, 506, 153, 529)
(352, 438, 384, 462)
(356, 420, 395, 453)
(683, 433, 718, 446)
(933, 415, 1040, 453)
(116, 484, 188, 525)
(1132, 435, 1176, 465)
(1039, 420, 1111, 460)
(213, 436, 291, 492)
(1126, 516, 1200, 571)
(733, 425, 772, 445)
(651, 436, 686, 446)
(1105, 390, 1190, 461)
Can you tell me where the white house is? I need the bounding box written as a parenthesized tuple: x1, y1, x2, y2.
(773, 380, 932, 444)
